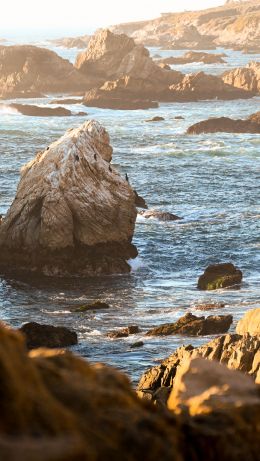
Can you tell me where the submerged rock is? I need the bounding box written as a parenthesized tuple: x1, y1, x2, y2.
(0, 120, 138, 277)
(198, 263, 243, 290)
(74, 301, 110, 312)
(108, 325, 140, 339)
(139, 210, 182, 221)
(187, 111, 260, 134)
(236, 308, 260, 337)
(194, 302, 226, 311)
(19, 322, 78, 349)
(0, 45, 89, 98)
(146, 312, 232, 336)
(145, 116, 165, 122)
(130, 341, 144, 348)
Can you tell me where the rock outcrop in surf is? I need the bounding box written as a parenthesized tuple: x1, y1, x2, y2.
(0, 120, 138, 276)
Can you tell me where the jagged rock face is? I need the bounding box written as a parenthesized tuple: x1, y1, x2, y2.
(137, 332, 260, 401)
(110, 1, 260, 51)
(0, 120, 138, 276)
(236, 308, 260, 336)
(222, 61, 260, 93)
(0, 323, 259, 460)
(187, 112, 260, 134)
(167, 72, 253, 101)
(0, 45, 89, 98)
(76, 29, 182, 89)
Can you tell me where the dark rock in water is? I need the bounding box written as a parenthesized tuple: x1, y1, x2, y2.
(130, 341, 144, 348)
(5, 103, 73, 117)
(50, 98, 83, 104)
(194, 302, 226, 311)
(146, 312, 232, 336)
(134, 190, 148, 209)
(108, 325, 140, 338)
(145, 116, 165, 122)
(198, 263, 243, 290)
(19, 322, 78, 349)
(83, 87, 159, 110)
(139, 210, 182, 221)
(74, 301, 110, 312)
(187, 112, 260, 134)
(174, 115, 184, 119)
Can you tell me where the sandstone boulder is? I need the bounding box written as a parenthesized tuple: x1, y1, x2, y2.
(236, 308, 260, 336)
(19, 322, 78, 349)
(167, 358, 260, 460)
(198, 263, 243, 290)
(83, 85, 158, 110)
(107, 325, 140, 339)
(146, 312, 232, 336)
(0, 324, 181, 461)
(0, 120, 138, 277)
(222, 61, 260, 93)
(187, 112, 260, 134)
(137, 333, 260, 400)
(0, 45, 89, 98)
(166, 71, 254, 101)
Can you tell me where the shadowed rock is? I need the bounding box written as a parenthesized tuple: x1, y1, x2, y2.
(146, 312, 232, 336)
(1, 103, 78, 117)
(19, 322, 78, 349)
(0, 120, 138, 277)
(198, 263, 243, 290)
(187, 111, 260, 134)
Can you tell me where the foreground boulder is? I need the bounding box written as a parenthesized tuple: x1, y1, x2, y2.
(236, 308, 260, 337)
(0, 323, 259, 460)
(222, 61, 260, 93)
(187, 111, 260, 134)
(137, 331, 260, 400)
(146, 312, 232, 336)
(198, 263, 243, 290)
(0, 45, 89, 98)
(0, 120, 138, 277)
(167, 357, 260, 460)
(19, 322, 78, 349)
(0, 324, 180, 460)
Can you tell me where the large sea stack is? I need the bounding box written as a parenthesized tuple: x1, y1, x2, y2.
(0, 120, 138, 276)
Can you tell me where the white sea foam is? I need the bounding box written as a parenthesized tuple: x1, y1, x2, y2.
(128, 257, 145, 271)
(0, 105, 19, 115)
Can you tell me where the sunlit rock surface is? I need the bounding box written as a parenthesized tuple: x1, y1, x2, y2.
(0, 120, 137, 276)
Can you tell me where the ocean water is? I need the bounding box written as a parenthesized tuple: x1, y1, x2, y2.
(0, 46, 259, 384)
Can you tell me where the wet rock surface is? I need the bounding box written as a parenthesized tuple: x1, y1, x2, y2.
(187, 111, 260, 134)
(146, 312, 233, 336)
(139, 210, 182, 221)
(197, 263, 243, 290)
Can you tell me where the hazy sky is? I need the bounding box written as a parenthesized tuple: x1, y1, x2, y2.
(2, 0, 225, 37)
